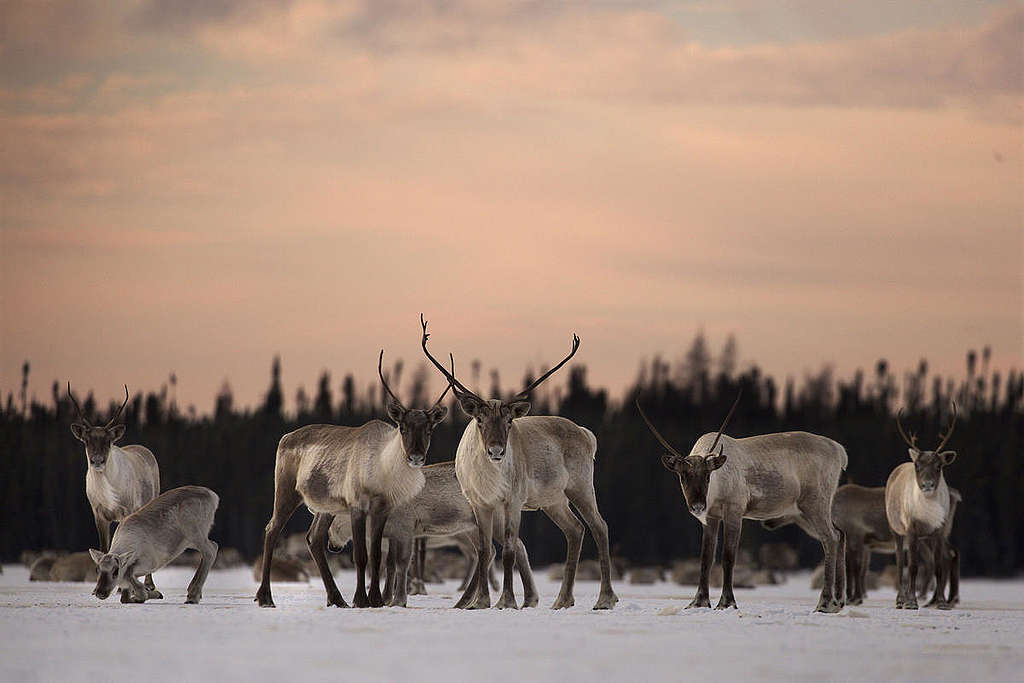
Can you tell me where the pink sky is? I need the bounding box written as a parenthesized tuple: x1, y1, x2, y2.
(1, 1, 1021, 412)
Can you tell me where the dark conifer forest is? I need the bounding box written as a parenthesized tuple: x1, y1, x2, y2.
(2, 339, 1021, 574)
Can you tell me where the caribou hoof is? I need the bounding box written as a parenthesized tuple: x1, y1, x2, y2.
(523, 593, 540, 608)
(551, 594, 575, 610)
(593, 592, 618, 610)
(815, 597, 842, 613)
(466, 595, 491, 610)
(687, 595, 712, 609)
(495, 593, 519, 610)
(715, 596, 738, 610)
(255, 592, 276, 608)
(326, 591, 349, 608)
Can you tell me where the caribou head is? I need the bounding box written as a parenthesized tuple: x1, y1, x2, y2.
(68, 383, 129, 471)
(419, 314, 579, 463)
(378, 350, 449, 468)
(636, 391, 741, 516)
(88, 548, 134, 600)
(896, 401, 957, 494)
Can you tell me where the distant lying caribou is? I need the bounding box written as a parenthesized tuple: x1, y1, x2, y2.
(69, 384, 162, 600)
(886, 403, 960, 610)
(90, 485, 219, 604)
(638, 393, 848, 613)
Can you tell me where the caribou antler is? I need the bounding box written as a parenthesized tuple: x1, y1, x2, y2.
(378, 350, 407, 411)
(512, 334, 580, 400)
(895, 408, 919, 450)
(635, 400, 685, 459)
(67, 382, 90, 426)
(934, 400, 958, 452)
(104, 385, 129, 429)
(706, 388, 743, 455)
(420, 314, 482, 401)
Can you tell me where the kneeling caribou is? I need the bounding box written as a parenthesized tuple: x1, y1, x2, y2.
(637, 394, 848, 613)
(255, 351, 449, 608)
(90, 485, 219, 605)
(69, 384, 162, 600)
(421, 315, 618, 610)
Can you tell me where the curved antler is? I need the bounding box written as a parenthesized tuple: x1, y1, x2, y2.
(378, 350, 407, 411)
(706, 388, 742, 455)
(934, 400, 957, 452)
(420, 314, 482, 401)
(104, 385, 129, 428)
(67, 382, 90, 426)
(635, 399, 685, 459)
(895, 408, 919, 450)
(430, 355, 453, 409)
(512, 333, 580, 400)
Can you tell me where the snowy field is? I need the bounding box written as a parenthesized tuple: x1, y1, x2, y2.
(2, 564, 1023, 682)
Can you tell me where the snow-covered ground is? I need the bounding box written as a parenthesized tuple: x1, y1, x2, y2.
(1, 564, 1022, 682)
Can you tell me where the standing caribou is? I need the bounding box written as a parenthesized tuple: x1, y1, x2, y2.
(885, 402, 959, 610)
(421, 315, 618, 610)
(255, 351, 449, 608)
(637, 394, 848, 613)
(69, 384, 163, 600)
(763, 482, 961, 605)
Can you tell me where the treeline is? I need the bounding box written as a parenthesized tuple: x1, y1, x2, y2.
(1, 338, 1021, 575)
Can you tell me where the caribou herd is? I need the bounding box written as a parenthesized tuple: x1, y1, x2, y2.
(64, 316, 963, 613)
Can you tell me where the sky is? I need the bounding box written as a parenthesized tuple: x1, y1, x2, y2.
(1, 0, 1021, 413)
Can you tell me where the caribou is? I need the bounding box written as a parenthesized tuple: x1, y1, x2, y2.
(885, 402, 959, 610)
(90, 485, 219, 605)
(255, 351, 449, 608)
(764, 482, 961, 605)
(420, 315, 618, 610)
(637, 394, 848, 612)
(325, 460, 536, 607)
(69, 383, 162, 599)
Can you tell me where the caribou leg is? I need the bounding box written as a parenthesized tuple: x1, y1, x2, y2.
(688, 518, 719, 608)
(716, 514, 742, 609)
(306, 513, 347, 608)
(494, 505, 522, 610)
(542, 499, 584, 610)
(255, 485, 302, 608)
(569, 488, 618, 610)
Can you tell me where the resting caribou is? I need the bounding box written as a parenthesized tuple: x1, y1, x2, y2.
(421, 315, 618, 610)
(637, 394, 848, 612)
(885, 402, 960, 610)
(255, 351, 449, 608)
(69, 384, 162, 600)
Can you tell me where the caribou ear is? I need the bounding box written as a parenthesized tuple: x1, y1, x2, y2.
(89, 549, 104, 565)
(108, 424, 126, 443)
(908, 448, 919, 462)
(707, 452, 727, 471)
(660, 454, 676, 471)
(385, 396, 404, 425)
(509, 401, 531, 419)
(116, 552, 135, 569)
(71, 423, 87, 441)
(427, 404, 448, 424)
(939, 450, 957, 466)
